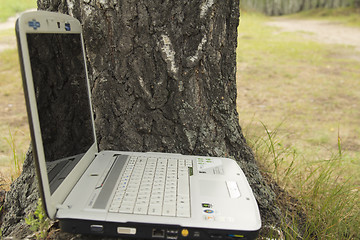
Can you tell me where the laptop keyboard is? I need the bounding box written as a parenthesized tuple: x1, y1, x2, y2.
(109, 156, 193, 218)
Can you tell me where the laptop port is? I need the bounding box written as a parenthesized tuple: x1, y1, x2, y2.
(210, 233, 224, 239)
(90, 224, 103, 233)
(152, 228, 165, 238)
(227, 234, 245, 239)
(166, 229, 178, 239)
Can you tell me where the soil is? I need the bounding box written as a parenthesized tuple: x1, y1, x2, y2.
(266, 18, 360, 58)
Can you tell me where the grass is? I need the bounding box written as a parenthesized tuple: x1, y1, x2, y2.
(6, 130, 26, 181)
(0, 0, 37, 22)
(237, 11, 360, 239)
(253, 124, 359, 239)
(25, 199, 50, 239)
(237, 11, 360, 183)
(0, 46, 29, 186)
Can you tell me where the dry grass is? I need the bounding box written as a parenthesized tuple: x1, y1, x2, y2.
(0, 0, 36, 22)
(291, 7, 360, 28)
(237, 11, 360, 239)
(237, 11, 360, 185)
(0, 45, 29, 186)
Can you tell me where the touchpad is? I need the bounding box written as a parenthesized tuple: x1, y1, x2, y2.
(199, 180, 228, 197)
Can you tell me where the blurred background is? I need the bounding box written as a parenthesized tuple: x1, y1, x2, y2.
(0, 0, 36, 184)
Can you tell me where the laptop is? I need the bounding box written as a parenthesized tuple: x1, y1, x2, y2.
(16, 11, 261, 239)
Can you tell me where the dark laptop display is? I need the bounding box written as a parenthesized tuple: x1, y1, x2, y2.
(27, 33, 94, 193)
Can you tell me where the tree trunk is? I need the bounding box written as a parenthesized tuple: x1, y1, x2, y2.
(1, 147, 39, 238)
(2, 0, 280, 238)
(355, 0, 360, 8)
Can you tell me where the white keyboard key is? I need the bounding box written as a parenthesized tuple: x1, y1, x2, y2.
(150, 198, 162, 205)
(138, 190, 151, 197)
(164, 198, 176, 205)
(124, 191, 137, 199)
(176, 205, 190, 218)
(177, 194, 188, 201)
(150, 195, 163, 202)
(178, 176, 189, 196)
(177, 199, 189, 207)
(148, 204, 162, 215)
(179, 159, 185, 166)
(122, 197, 136, 205)
(109, 206, 119, 212)
(119, 204, 134, 213)
(111, 200, 122, 208)
(162, 204, 176, 216)
(133, 204, 148, 215)
(177, 201, 189, 209)
(109, 156, 192, 218)
(186, 159, 193, 167)
(138, 194, 151, 201)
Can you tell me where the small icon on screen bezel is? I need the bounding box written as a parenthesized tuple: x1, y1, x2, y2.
(65, 23, 71, 31)
(28, 20, 41, 30)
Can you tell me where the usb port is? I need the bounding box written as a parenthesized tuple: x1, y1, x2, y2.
(90, 224, 103, 233)
(166, 229, 178, 239)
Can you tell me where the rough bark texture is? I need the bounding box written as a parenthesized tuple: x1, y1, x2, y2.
(1, 147, 39, 238)
(241, 0, 356, 16)
(2, 0, 281, 238)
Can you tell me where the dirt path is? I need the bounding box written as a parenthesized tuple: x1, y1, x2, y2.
(0, 14, 19, 52)
(266, 18, 360, 54)
(0, 9, 36, 52)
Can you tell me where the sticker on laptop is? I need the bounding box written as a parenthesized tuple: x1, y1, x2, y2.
(197, 158, 224, 175)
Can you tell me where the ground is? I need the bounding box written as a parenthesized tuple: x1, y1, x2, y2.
(266, 18, 360, 57)
(237, 14, 360, 185)
(236, 13, 360, 238)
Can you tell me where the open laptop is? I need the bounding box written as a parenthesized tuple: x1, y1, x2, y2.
(16, 11, 261, 239)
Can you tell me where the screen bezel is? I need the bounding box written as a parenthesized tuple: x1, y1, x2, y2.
(16, 11, 98, 219)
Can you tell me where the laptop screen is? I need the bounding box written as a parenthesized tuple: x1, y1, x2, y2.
(27, 33, 94, 194)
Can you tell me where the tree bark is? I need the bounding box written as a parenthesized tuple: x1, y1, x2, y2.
(2, 0, 280, 238)
(355, 0, 360, 8)
(1, 147, 39, 238)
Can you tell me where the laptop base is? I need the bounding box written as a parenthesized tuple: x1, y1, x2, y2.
(59, 219, 259, 240)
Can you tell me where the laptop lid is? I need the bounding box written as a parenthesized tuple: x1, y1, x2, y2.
(16, 11, 98, 219)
